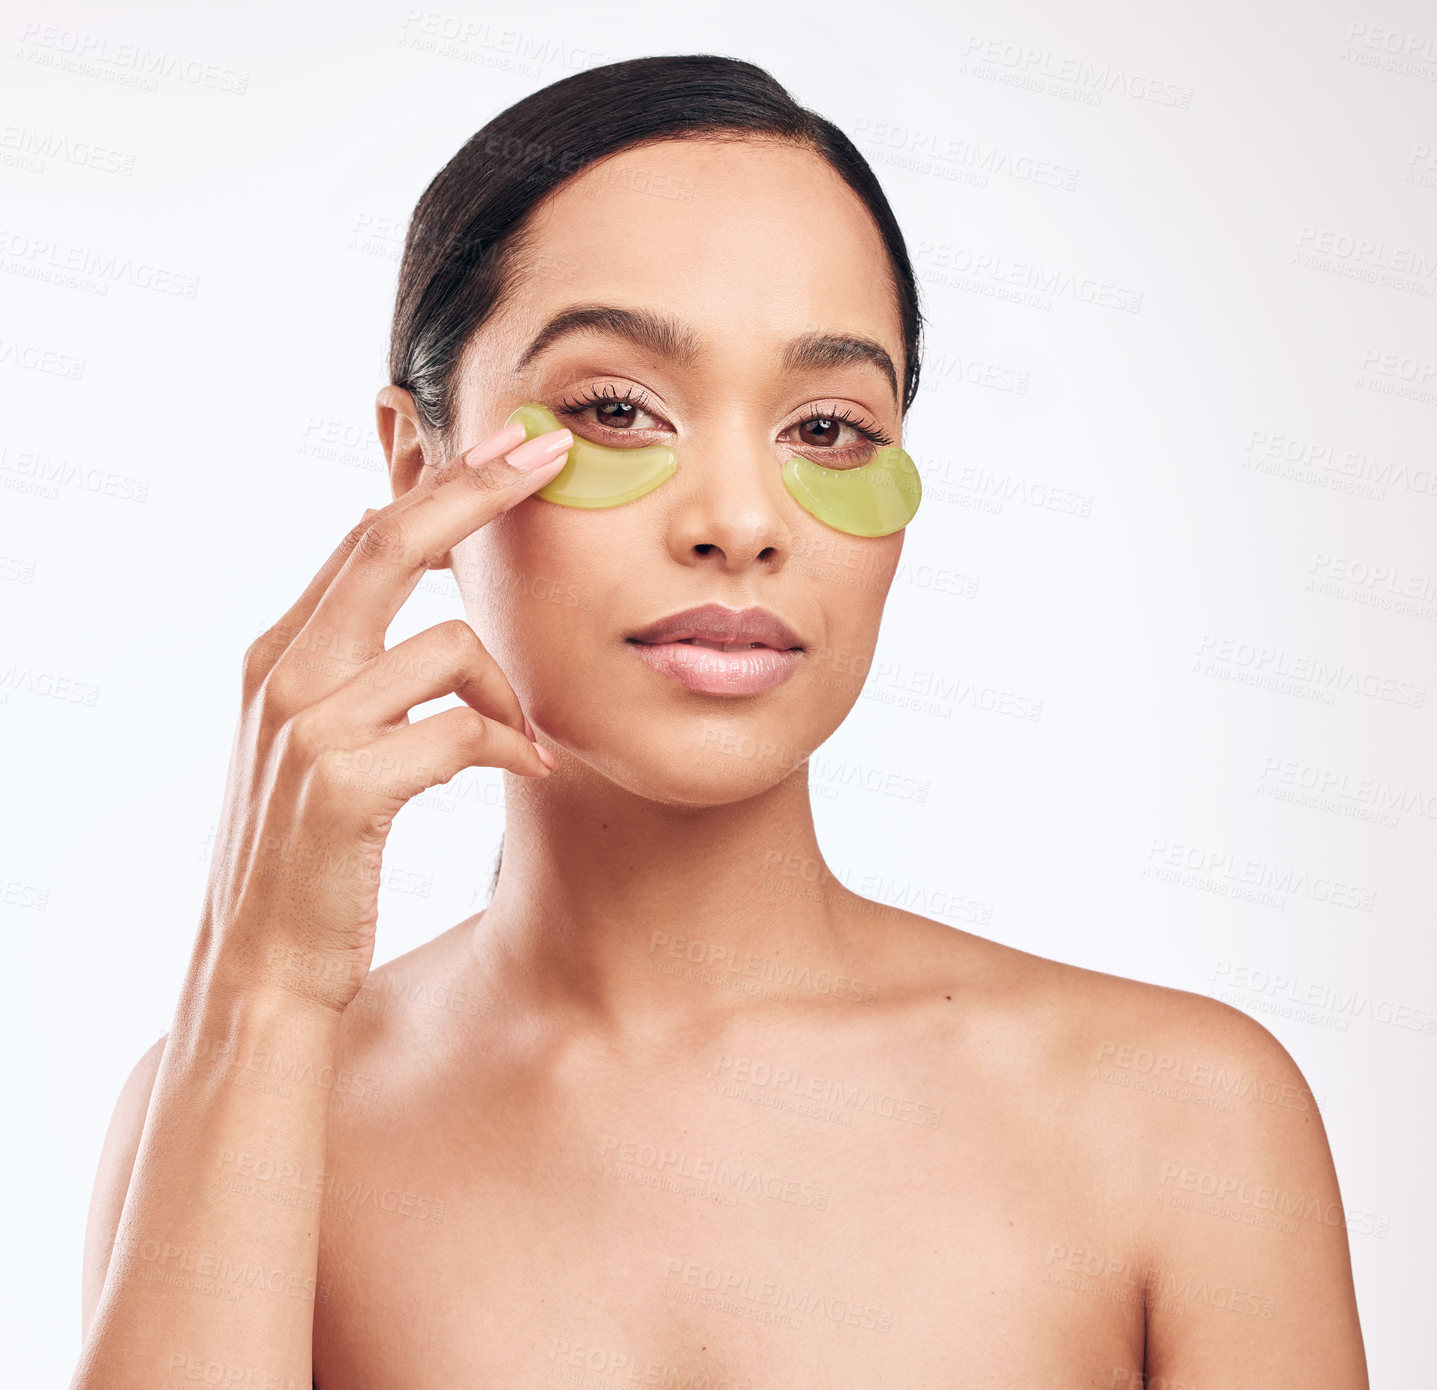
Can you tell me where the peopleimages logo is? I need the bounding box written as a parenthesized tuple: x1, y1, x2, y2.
(215, 1150, 446, 1223)
(1211, 963, 1437, 1035)
(958, 37, 1194, 108)
(852, 117, 1081, 191)
(1195, 633, 1426, 708)
(598, 1134, 830, 1210)
(1142, 838, 1378, 912)
(0, 228, 199, 298)
(662, 1258, 894, 1333)
(712, 1055, 944, 1129)
(1094, 1040, 1314, 1111)
(15, 21, 250, 94)
(1258, 756, 1437, 825)
(914, 240, 1144, 313)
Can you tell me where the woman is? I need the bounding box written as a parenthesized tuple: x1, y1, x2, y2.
(72, 54, 1368, 1389)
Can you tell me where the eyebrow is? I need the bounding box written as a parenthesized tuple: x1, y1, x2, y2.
(512, 303, 899, 404)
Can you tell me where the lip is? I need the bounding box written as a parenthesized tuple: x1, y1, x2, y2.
(626, 603, 805, 696)
(627, 603, 804, 649)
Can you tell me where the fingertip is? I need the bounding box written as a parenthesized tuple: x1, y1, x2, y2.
(464, 420, 529, 469)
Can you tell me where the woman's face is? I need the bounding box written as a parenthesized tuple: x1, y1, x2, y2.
(440, 135, 909, 806)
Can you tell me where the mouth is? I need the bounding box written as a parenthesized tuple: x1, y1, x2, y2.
(625, 604, 805, 696)
(678, 638, 773, 651)
(625, 603, 804, 651)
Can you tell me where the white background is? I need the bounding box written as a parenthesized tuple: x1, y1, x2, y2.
(2, 0, 1433, 1382)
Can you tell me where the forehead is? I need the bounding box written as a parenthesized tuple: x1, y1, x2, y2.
(478, 136, 904, 385)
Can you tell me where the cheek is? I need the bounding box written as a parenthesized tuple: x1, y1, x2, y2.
(758, 534, 898, 725)
(791, 527, 900, 641)
(450, 507, 624, 696)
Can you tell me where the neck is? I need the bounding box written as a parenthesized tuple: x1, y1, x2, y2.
(470, 755, 866, 1044)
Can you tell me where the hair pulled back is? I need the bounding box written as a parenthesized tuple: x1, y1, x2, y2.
(388, 53, 925, 454)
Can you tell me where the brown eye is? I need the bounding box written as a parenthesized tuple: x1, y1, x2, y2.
(798, 416, 847, 448)
(555, 385, 664, 437)
(596, 400, 640, 430)
(782, 408, 892, 469)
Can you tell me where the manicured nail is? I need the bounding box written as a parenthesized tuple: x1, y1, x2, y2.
(534, 741, 557, 769)
(507, 429, 572, 472)
(464, 420, 528, 468)
(522, 714, 535, 741)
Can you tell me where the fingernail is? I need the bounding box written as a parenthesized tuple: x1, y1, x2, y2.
(534, 741, 557, 769)
(507, 430, 573, 472)
(361, 508, 379, 524)
(464, 420, 528, 469)
(522, 714, 534, 741)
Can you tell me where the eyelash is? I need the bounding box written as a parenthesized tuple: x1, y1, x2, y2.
(553, 383, 895, 456)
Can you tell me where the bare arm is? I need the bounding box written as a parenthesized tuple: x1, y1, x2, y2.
(1140, 1005, 1369, 1388)
(70, 409, 573, 1388)
(81, 1034, 166, 1338)
(75, 983, 343, 1388)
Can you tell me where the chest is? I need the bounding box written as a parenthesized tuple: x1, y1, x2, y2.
(311, 1045, 1145, 1388)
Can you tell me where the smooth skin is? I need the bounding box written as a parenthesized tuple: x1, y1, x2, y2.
(78, 136, 1368, 1389)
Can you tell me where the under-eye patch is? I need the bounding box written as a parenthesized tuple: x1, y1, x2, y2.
(504, 402, 921, 536)
(504, 402, 677, 508)
(780, 448, 922, 538)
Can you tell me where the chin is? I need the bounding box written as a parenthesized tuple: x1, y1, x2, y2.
(549, 709, 818, 808)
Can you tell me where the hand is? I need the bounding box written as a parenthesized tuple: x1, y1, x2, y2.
(194, 417, 574, 1012)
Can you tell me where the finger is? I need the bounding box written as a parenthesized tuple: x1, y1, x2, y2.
(246, 493, 440, 694)
(319, 705, 553, 808)
(298, 421, 574, 670)
(273, 412, 554, 650)
(253, 417, 565, 697)
(245, 507, 381, 689)
(304, 619, 527, 739)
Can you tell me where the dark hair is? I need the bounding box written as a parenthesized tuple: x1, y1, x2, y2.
(388, 55, 927, 906)
(389, 52, 925, 454)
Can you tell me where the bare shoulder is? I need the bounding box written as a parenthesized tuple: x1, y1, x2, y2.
(897, 912, 1318, 1124)
(898, 914, 1366, 1381)
(878, 909, 1339, 1215)
(82, 1032, 170, 1336)
(1032, 942, 1325, 1164)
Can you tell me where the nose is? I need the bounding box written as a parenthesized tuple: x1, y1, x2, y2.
(662, 438, 794, 572)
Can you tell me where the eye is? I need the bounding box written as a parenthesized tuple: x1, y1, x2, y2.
(554, 383, 666, 438)
(782, 404, 895, 469)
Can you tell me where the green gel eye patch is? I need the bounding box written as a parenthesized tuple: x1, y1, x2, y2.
(504, 402, 677, 508)
(780, 447, 922, 538)
(504, 402, 920, 536)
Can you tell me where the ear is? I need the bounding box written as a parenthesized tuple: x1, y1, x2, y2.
(375, 384, 452, 571)
(375, 384, 431, 502)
